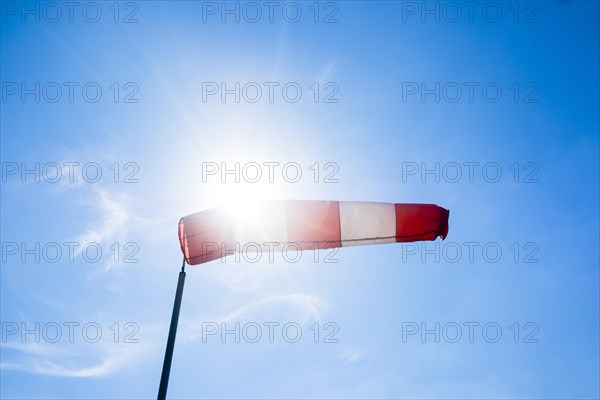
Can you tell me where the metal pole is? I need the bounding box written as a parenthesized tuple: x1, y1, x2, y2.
(158, 258, 186, 400)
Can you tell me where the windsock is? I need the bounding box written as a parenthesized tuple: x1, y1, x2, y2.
(179, 200, 449, 265)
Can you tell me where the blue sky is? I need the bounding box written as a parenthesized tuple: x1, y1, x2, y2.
(1, 1, 598, 398)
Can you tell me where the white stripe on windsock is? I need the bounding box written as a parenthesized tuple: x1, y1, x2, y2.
(339, 201, 397, 247)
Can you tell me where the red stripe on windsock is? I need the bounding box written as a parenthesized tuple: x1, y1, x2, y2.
(285, 200, 341, 250)
(394, 204, 449, 242)
(179, 208, 234, 265)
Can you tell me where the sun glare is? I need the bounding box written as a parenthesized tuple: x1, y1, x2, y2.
(223, 197, 263, 223)
(217, 182, 280, 224)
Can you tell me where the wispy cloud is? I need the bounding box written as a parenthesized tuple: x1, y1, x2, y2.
(314, 57, 338, 85)
(340, 344, 371, 364)
(179, 291, 328, 344)
(1, 341, 61, 358)
(71, 186, 156, 274)
(74, 187, 137, 245)
(1, 356, 118, 378)
(0, 339, 151, 378)
(217, 292, 327, 323)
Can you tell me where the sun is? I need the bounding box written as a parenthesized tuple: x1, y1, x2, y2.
(222, 195, 263, 224)
(217, 182, 281, 223)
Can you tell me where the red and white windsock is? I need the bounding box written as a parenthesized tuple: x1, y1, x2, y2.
(178, 200, 449, 265)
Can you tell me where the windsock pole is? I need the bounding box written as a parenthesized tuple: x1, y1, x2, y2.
(158, 257, 187, 400)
